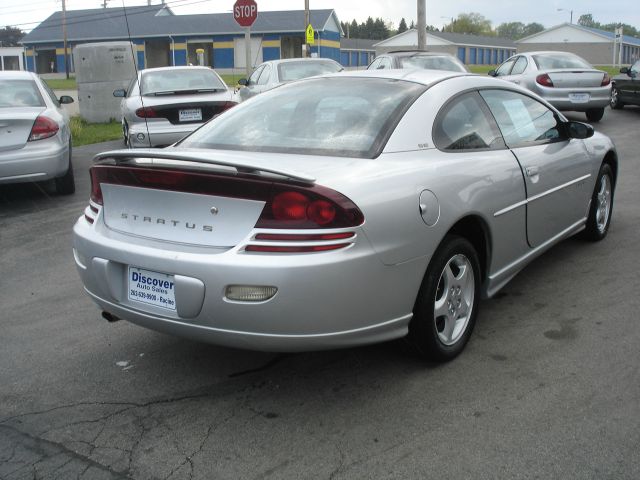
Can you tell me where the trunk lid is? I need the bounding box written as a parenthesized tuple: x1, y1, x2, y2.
(546, 69, 606, 88)
(0, 108, 44, 152)
(140, 92, 234, 125)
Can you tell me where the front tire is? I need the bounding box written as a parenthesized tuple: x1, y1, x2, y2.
(406, 235, 481, 362)
(610, 86, 624, 109)
(583, 163, 614, 241)
(55, 142, 75, 195)
(585, 107, 604, 122)
(122, 121, 129, 147)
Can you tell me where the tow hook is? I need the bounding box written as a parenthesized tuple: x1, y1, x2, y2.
(102, 311, 121, 323)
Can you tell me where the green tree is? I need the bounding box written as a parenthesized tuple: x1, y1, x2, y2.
(522, 22, 544, 38)
(578, 14, 598, 28)
(0, 26, 24, 47)
(496, 21, 525, 39)
(398, 18, 408, 34)
(447, 13, 494, 36)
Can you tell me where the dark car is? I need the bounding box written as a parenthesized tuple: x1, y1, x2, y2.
(367, 50, 468, 73)
(610, 60, 640, 109)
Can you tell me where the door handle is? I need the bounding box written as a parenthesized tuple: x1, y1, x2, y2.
(526, 166, 539, 177)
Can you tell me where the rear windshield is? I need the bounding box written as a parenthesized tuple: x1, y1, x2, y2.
(399, 55, 466, 72)
(179, 77, 426, 158)
(277, 61, 343, 82)
(532, 53, 592, 70)
(0, 80, 45, 108)
(140, 69, 226, 95)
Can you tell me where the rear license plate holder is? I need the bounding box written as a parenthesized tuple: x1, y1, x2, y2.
(568, 93, 590, 103)
(128, 267, 176, 310)
(179, 108, 202, 122)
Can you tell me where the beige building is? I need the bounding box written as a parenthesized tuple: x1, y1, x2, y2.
(516, 23, 640, 66)
(373, 29, 515, 65)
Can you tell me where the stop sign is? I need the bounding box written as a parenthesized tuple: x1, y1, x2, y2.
(233, 0, 258, 28)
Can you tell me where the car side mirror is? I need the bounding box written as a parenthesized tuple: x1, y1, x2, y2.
(59, 95, 74, 104)
(113, 89, 126, 98)
(567, 121, 594, 139)
(488, 69, 497, 77)
(238, 78, 248, 86)
(620, 67, 629, 74)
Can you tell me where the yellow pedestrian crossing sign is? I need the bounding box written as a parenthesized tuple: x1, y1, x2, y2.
(306, 24, 315, 44)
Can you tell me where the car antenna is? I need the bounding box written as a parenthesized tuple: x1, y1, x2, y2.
(122, 0, 151, 148)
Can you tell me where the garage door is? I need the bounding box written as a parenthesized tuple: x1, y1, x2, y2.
(234, 37, 263, 69)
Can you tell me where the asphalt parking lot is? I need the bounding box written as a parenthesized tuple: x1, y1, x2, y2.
(1, 107, 640, 480)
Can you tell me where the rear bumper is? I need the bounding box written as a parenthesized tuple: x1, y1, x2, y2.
(534, 84, 611, 112)
(72, 212, 425, 352)
(128, 122, 200, 148)
(0, 138, 68, 184)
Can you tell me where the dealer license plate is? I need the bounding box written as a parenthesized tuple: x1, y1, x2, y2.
(128, 267, 176, 310)
(179, 108, 202, 122)
(568, 93, 590, 104)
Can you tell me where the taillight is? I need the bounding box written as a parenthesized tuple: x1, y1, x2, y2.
(28, 116, 59, 141)
(536, 74, 554, 87)
(89, 165, 364, 230)
(601, 73, 611, 86)
(135, 106, 158, 118)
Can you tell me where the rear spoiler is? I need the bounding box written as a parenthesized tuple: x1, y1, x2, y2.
(93, 149, 316, 184)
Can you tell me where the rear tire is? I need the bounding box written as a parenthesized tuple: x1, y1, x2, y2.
(406, 235, 481, 362)
(582, 163, 614, 241)
(610, 86, 624, 110)
(55, 142, 75, 195)
(585, 108, 604, 122)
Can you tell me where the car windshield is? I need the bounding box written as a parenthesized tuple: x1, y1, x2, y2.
(277, 61, 343, 82)
(631, 60, 640, 74)
(399, 55, 466, 72)
(0, 80, 45, 108)
(532, 53, 592, 70)
(179, 77, 426, 158)
(140, 69, 226, 95)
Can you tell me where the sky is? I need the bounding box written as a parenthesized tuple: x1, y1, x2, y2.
(0, 0, 638, 34)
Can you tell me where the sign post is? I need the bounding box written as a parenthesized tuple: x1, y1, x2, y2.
(233, 0, 258, 77)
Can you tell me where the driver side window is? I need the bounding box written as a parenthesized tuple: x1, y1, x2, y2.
(496, 58, 516, 76)
(480, 89, 564, 147)
(248, 66, 264, 85)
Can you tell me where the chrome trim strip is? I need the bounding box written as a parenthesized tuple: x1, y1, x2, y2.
(494, 174, 591, 217)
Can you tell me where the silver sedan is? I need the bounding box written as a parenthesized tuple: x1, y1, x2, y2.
(489, 51, 611, 122)
(0, 71, 75, 194)
(114, 66, 235, 148)
(73, 70, 616, 361)
(236, 58, 343, 102)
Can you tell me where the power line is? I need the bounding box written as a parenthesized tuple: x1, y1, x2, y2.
(5, 0, 206, 29)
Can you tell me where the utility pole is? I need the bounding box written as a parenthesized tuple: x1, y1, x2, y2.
(62, 0, 69, 79)
(417, 0, 426, 50)
(304, 0, 310, 57)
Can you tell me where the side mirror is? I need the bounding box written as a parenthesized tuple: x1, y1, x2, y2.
(237, 78, 248, 86)
(59, 95, 74, 104)
(567, 121, 594, 139)
(488, 69, 497, 77)
(113, 89, 126, 98)
(620, 67, 629, 74)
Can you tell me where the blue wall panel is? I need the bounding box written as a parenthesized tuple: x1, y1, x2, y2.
(263, 47, 280, 61)
(457, 47, 465, 63)
(340, 51, 350, 66)
(469, 48, 476, 64)
(214, 48, 234, 68)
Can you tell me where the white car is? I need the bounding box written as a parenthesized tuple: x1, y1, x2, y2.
(114, 66, 235, 148)
(0, 71, 75, 194)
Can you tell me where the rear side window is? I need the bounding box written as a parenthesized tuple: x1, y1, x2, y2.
(0, 79, 45, 108)
(180, 77, 426, 158)
(433, 92, 504, 151)
(480, 89, 563, 146)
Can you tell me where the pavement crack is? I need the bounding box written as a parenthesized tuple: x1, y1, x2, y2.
(227, 354, 289, 378)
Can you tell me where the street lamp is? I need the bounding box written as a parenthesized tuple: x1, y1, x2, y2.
(557, 8, 573, 24)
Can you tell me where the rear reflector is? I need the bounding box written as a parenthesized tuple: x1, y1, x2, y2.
(28, 116, 59, 141)
(245, 243, 350, 253)
(89, 165, 364, 229)
(225, 285, 277, 302)
(535, 74, 554, 87)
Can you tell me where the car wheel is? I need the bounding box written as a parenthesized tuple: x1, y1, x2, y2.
(582, 163, 614, 241)
(610, 86, 624, 110)
(55, 141, 75, 195)
(406, 235, 481, 362)
(585, 108, 605, 122)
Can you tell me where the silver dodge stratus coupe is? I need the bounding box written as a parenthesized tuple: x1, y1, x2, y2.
(73, 69, 617, 361)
